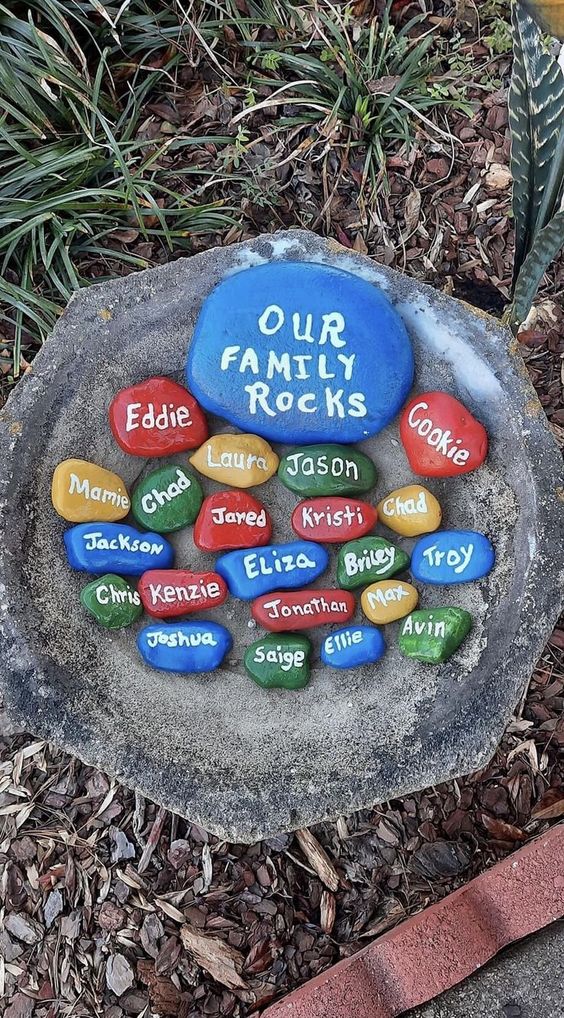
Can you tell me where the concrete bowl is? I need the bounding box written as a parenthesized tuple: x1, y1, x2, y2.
(1, 230, 563, 842)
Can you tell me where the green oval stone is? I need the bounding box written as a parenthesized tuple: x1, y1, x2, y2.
(80, 573, 143, 629)
(132, 464, 203, 533)
(278, 444, 377, 497)
(337, 536, 410, 589)
(244, 633, 311, 689)
(398, 607, 472, 663)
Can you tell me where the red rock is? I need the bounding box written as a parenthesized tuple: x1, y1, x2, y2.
(291, 497, 377, 543)
(109, 376, 208, 456)
(251, 588, 355, 631)
(138, 569, 228, 618)
(400, 391, 488, 477)
(193, 490, 272, 551)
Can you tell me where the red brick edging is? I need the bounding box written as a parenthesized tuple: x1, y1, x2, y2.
(263, 824, 564, 1018)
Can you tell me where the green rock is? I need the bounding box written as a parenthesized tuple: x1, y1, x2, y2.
(337, 537, 410, 589)
(278, 444, 377, 497)
(131, 464, 203, 533)
(244, 633, 312, 690)
(80, 573, 143, 629)
(398, 607, 472, 664)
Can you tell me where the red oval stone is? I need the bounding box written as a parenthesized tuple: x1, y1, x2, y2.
(109, 376, 208, 456)
(251, 588, 355, 631)
(400, 391, 488, 477)
(291, 497, 377, 543)
(138, 569, 228, 618)
(193, 490, 273, 552)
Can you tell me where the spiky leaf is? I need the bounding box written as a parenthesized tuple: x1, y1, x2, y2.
(509, 2, 564, 281)
(511, 208, 564, 326)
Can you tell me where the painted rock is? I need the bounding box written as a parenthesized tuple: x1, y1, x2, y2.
(244, 634, 311, 690)
(278, 444, 376, 497)
(291, 497, 377, 543)
(52, 458, 130, 523)
(251, 588, 355, 631)
(138, 570, 228, 618)
(194, 491, 272, 551)
(80, 573, 142, 629)
(137, 621, 232, 673)
(337, 537, 410, 589)
(361, 580, 419, 624)
(131, 464, 203, 533)
(215, 541, 328, 600)
(64, 523, 174, 576)
(400, 391, 488, 477)
(190, 434, 278, 488)
(321, 625, 386, 669)
(411, 530, 495, 585)
(187, 262, 414, 444)
(377, 485, 441, 538)
(398, 608, 472, 664)
(109, 376, 208, 456)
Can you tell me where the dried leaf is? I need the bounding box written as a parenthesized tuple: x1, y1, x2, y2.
(295, 828, 340, 891)
(180, 924, 248, 992)
(531, 788, 564, 820)
(404, 189, 422, 235)
(409, 840, 471, 879)
(480, 814, 527, 842)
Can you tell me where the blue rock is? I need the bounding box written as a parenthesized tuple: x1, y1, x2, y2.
(187, 262, 414, 444)
(64, 523, 174, 576)
(321, 625, 386, 669)
(137, 621, 232, 673)
(216, 540, 329, 600)
(411, 529, 495, 585)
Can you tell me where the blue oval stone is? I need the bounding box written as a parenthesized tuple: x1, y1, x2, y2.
(64, 523, 174, 575)
(137, 621, 232, 673)
(411, 530, 495, 585)
(215, 540, 329, 600)
(321, 625, 386, 669)
(187, 262, 414, 444)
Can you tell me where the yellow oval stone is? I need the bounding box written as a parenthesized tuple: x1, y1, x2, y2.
(377, 484, 442, 537)
(189, 434, 279, 488)
(52, 458, 130, 522)
(361, 580, 419, 624)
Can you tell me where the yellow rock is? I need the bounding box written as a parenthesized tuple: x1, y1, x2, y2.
(377, 484, 442, 537)
(52, 458, 130, 522)
(190, 434, 279, 488)
(361, 580, 418, 624)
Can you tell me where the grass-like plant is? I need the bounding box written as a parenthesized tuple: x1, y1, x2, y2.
(508, 2, 564, 330)
(0, 0, 232, 378)
(237, 1, 459, 191)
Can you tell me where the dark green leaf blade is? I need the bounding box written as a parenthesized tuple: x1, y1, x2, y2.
(511, 208, 564, 326)
(509, 2, 564, 280)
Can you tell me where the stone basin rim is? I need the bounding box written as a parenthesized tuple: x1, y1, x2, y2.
(1, 228, 564, 843)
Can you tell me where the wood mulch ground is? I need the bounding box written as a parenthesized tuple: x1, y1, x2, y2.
(1, 5, 563, 1017)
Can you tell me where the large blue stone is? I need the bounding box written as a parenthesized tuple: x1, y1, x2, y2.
(137, 621, 232, 673)
(64, 523, 174, 576)
(215, 540, 329, 600)
(187, 262, 414, 444)
(321, 625, 386, 669)
(411, 529, 495, 585)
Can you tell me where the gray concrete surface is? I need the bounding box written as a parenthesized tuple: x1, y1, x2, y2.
(1, 230, 564, 841)
(405, 922, 564, 1017)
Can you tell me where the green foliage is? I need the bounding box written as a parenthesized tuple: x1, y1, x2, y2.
(244, 1, 455, 187)
(484, 17, 513, 54)
(508, 2, 564, 328)
(0, 0, 232, 378)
